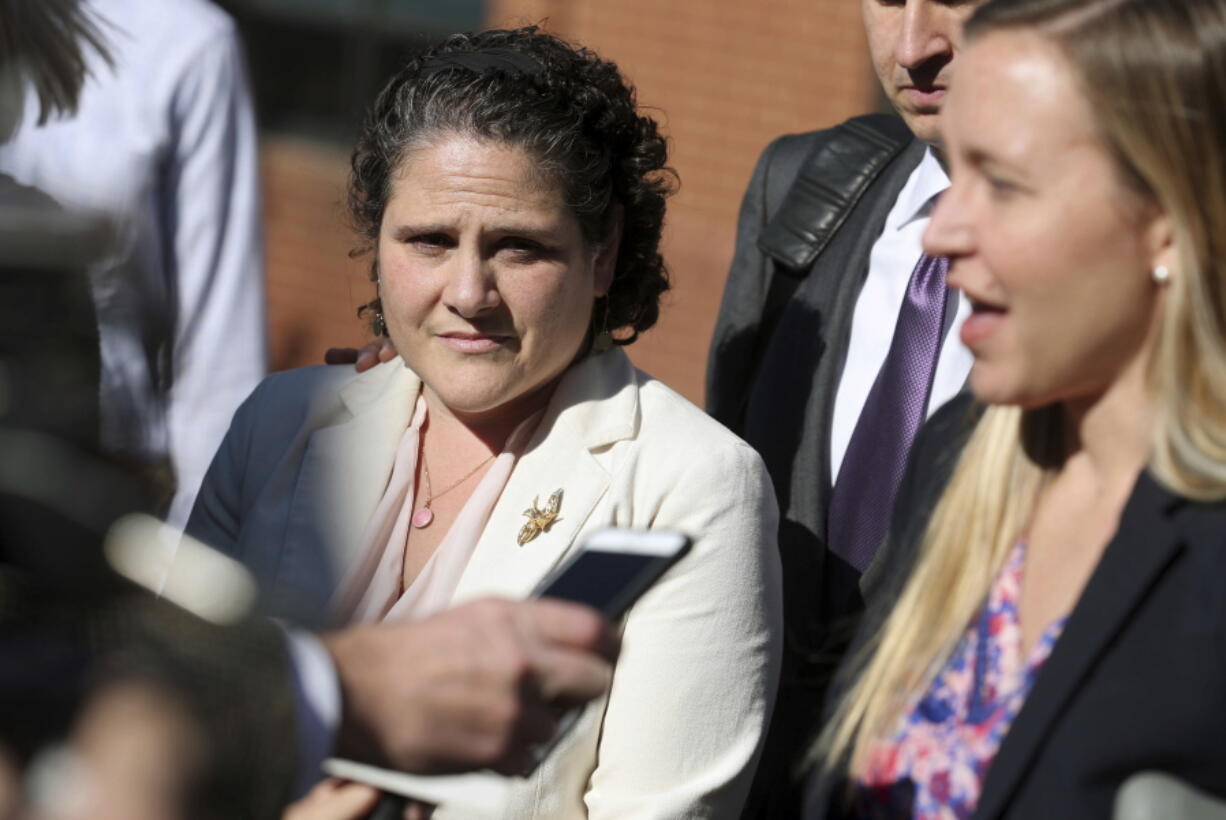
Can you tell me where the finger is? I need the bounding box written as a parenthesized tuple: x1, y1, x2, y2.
(377, 337, 398, 362)
(491, 698, 562, 777)
(518, 599, 619, 660)
(324, 347, 360, 365)
(511, 680, 563, 743)
(355, 350, 378, 372)
(528, 642, 614, 705)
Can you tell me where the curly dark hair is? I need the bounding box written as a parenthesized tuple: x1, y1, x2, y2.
(348, 26, 676, 345)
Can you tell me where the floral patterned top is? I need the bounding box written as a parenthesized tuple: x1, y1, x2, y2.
(852, 541, 1066, 819)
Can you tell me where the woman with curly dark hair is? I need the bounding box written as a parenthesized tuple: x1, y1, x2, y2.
(188, 27, 782, 819)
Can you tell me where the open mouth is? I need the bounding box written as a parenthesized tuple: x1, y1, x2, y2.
(960, 298, 1007, 347)
(970, 298, 1006, 315)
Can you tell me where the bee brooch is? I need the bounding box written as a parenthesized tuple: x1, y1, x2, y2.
(518, 489, 563, 545)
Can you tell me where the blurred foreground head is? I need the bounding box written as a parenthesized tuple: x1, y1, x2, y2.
(0, 4, 298, 818)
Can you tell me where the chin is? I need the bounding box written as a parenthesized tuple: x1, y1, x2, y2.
(968, 368, 1027, 408)
(429, 387, 513, 416)
(895, 109, 942, 147)
(910, 121, 944, 149)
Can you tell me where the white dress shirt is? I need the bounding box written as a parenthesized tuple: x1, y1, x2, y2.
(829, 147, 973, 481)
(0, 0, 267, 530)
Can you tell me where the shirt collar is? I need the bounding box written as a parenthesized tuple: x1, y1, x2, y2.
(897, 146, 951, 230)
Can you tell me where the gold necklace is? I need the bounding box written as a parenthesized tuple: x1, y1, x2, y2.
(411, 447, 496, 529)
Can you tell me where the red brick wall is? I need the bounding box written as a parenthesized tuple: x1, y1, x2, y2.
(263, 138, 373, 370)
(264, 1, 874, 403)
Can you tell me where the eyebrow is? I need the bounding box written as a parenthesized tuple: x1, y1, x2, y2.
(390, 221, 562, 240)
(963, 146, 1020, 173)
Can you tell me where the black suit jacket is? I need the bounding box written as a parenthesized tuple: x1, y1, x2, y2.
(707, 120, 927, 816)
(807, 394, 1226, 818)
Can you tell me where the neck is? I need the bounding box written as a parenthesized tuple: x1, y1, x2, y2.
(1057, 359, 1153, 495)
(421, 375, 560, 455)
(930, 142, 949, 173)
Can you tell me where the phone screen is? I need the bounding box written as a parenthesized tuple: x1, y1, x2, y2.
(539, 550, 666, 615)
(533, 529, 691, 620)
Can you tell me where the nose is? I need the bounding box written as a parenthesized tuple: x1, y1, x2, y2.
(922, 185, 973, 262)
(442, 249, 501, 319)
(896, 1, 955, 71)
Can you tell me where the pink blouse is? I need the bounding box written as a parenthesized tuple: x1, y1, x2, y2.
(331, 393, 541, 624)
(854, 541, 1067, 819)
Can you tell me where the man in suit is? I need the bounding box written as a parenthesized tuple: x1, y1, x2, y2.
(706, 0, 983, 815)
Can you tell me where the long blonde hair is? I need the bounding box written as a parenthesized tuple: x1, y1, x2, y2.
(817, 0, 1226, 776)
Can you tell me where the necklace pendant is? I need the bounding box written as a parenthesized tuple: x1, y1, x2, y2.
(411, 507, 434, 529)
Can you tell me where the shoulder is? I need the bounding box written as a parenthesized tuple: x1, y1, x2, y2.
(88, 0, 241, 87)
(910, 392, 983, 474)
(754, 114, 915, 175)
(90, 0, 238, 49)
(231, 364, 356, 435)
(634, 369, 771, 481)
(247, 363, 354, 403)
(90, 0, 237, 42)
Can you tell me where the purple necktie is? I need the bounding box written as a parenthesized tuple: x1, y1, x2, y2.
(827, 253, 950, 573)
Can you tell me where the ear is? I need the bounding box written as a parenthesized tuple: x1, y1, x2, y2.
(593, 206, 623, 297)
(1143, 205, 1176, 274)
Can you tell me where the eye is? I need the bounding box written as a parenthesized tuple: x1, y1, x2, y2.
(406, 232, 454, 254)
(986, 174, 1021, 199)
(498, 237, 549, 262)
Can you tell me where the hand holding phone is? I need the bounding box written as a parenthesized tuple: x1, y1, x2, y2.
(337, 528, 690, 816)
(523, 528, 691, 766)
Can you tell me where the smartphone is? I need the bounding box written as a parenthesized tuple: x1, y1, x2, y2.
(517, 527, 691, 767)
(531, 527, 692, 617)
(349, 528, 691, 816)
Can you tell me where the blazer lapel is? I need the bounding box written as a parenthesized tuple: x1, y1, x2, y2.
(974, 472, 1185, 819)
(452, 350, 637, 602)
(285, 361, 420, 607)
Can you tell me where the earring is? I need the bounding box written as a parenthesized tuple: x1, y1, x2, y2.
(591, 298, 613, 353)
(373, 309, 387, 337)
(1152, 265, 1171, 285)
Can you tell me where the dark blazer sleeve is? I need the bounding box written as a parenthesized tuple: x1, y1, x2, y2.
(185, 375, 268, 557)
(185, 365, 343, 560)
(706, 133, 817, 430)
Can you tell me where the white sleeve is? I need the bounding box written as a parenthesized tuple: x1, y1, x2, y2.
(282, 628, 342, 797)
(585, 440, 784, 818)
(162, 18, 267, 530)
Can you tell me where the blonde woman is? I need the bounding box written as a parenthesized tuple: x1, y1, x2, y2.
(805, 0, 1226, 816)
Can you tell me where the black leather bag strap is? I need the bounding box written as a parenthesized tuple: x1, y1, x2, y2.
(753, 114, 913, 350)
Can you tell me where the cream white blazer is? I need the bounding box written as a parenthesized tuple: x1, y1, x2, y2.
(189, 348, 783, 818)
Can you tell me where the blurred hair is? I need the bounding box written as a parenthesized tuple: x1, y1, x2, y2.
(349, 26, 676, 345)
(815, 0, 1226, 778)
(0, 0, 112, 124)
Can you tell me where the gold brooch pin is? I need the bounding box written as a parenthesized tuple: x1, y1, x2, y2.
(518, 489, 562, 545)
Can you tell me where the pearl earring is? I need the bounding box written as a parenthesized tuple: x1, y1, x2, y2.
(1152, 265, 1171, 285)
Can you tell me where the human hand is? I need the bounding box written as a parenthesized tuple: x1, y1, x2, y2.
(322, 598, 617, 776)
(323, 338, 398, 372)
